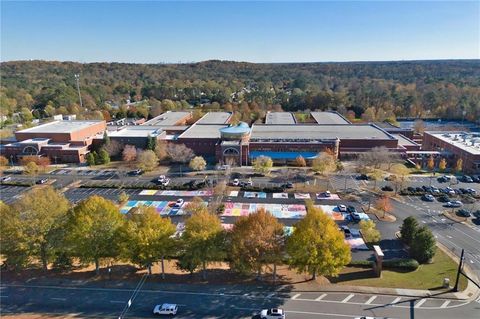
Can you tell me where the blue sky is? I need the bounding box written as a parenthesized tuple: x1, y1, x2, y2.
(1, 1, 479, 63)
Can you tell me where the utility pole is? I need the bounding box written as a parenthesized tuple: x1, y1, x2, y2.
(74, 74, 83, 108)
(453, 249, 464, 292)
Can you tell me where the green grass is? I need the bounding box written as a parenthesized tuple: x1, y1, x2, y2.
(333, 249, 468, 291)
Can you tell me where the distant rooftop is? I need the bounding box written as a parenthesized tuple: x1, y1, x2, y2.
(265, 112, 296, 125)
(310, 111, 350, 125)
(17, 120, 104, 134)
(427, 132, 480, 155)
(373, 121, 401, 129)
(143, 111, 191, 126)
(196, 112, 232, 124)
(392, 134, 418, 147)
(250, 124, 394, 141)
(178, 124, 228, 139)
(108, 126, 163, 138)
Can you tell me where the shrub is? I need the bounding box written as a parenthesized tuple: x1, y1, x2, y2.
(348, 260, 374, 268)
(410, 226, 436, 263)
(400, 216, 419, 246)
(383, 258, 419, 271)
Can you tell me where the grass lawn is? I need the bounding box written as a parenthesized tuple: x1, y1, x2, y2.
(333, 249, 468, 291)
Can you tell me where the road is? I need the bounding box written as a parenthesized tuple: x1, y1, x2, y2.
(2, 283, 480, 319)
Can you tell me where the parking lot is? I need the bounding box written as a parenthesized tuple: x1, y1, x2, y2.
(0, 185, 30, 204)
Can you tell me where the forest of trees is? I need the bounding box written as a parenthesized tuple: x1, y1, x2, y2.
(1, 59, 479, 126)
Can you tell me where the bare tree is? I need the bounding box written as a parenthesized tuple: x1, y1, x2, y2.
(122, 145, 137, 162)
(104, 140, 124, 157)
(166, 143, 195, 163)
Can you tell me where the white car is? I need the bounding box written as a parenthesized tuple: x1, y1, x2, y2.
(445, 200, 463, 208)
(232, 178, 240, 186)
(153, 303, 178, 315)
(161, 178, 170, 186)
(322, 191, 331, 197)
(158, 175, 166, 183)
(337, 204, 347, 212)
(259, 308, 285, 319)
(173, 199, 184, 208)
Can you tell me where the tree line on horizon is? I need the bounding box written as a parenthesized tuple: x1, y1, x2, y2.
(1, 60, 479, 129)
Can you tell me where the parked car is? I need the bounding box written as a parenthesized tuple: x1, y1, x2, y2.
(444, 187, 455, 195)
(259, 308, 286, 319)
(153, 303, 178, 315)
(36, 178, 49, 184)
(466, 188, 477, 195)
(282, 182, 294, 189)
(437, 176, 448, 183)
(430, 186, 440, 194)
(462, 176, 474, 183)
(356, 174, 369, 181)
(347, 206, 357, 213)
(472, 175, 480, 183)
(438, 195, 451, 203)
(157, 175, 167, 183)
(407, 186, 415, 192)
(340, 225, 352, 238)
(321, 191, 331, 198)
(422, 194, 435, 202)
(161, 178, 170, 186)
(337, 204, 347, 212)
(173, 199, 184, 208)
(232, 178, 240, 186)
(457, 209, 471, 217)
(128, 169, 143, 176)
(445, 201, 463, 208)
(415, 187, 424, 193)
(0, 176, 12, 182)
(347, 207, 361, 222)
(381, 185, 393, 192)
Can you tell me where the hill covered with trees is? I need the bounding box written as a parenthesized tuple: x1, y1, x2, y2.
(1, 59, 479, 125)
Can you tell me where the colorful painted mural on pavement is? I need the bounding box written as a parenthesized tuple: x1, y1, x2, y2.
(243, 191, 267, 198)
(138, 190, 213, 196)
(222, 202, 307, 219)
(120, 200, 190, 215)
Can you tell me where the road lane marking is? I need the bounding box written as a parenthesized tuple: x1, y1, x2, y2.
(110, 300, 124, 303)
(365, 296, 377, 304)
(391, 297, 402, 304)
(315, 293, 327, 301)
(286, 310, 381, 318)
(266, 293, 275, 298)
(51, 297, 66, 301)
(440, 300, 451, 308)
(415, 299, 427, 308)
(0, 295, 8, 298)
(291, 293, 301, 300)
(341, 294, 354, 303)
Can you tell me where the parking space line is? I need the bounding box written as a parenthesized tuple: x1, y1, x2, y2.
(291, 293, 301, 300)
(440, 300, 451, 308)
(51, 297, 66, 301)
(341, 294, 355, 303)
(315, 293, 327, 301)
(110, 300, 124, 303)
(391, 297, 402, 304)
(365, 296, 377, 304)
(414, 299, 427, 308)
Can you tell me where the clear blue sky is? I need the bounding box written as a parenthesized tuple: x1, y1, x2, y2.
(1, 1, 479, 63)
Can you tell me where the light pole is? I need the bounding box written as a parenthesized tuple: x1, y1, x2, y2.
(74, 74, 83, 108)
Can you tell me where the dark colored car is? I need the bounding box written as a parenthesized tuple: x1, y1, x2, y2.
(457, 209, 471, 217)
(422, 194, 435, 202)
(472, 176, 480, 183)
(356, 174, 369, 180)
(415, 187, 424, 193)
(282, 182, 294, 189)
(382, 185, 394, 192)
(462, 176, 474, 183)
(128, 169, 143, 176)
(438, 195, 450, 202)
(407, 187, 415, 192)
(437, 176, 448, 183)
(36, 178, 49, 184)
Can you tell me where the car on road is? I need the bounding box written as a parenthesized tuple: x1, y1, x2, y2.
(356, 174, 369, 180)
(445, 200, 463, 208)
(36, 178, 49, 184)
(457, 209, 471, 217)
(422, 194, 435, 202)
(153, 303, 178, 315)
(232, 178, 240, 186)
(472, 175, 480, 183)
(128, 169, 143, 176)
(0, 176, 12, 182)
(157, 175, 167, 183)
(337, 204, 347, 212)
(259, 308, 286, 319)
(381, 185, 393, 192)
(340, 225, 352, 238)
(173, 199, 184, 208)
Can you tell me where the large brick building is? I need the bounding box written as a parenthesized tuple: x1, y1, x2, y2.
(422, 132, 480, 174)
(2, 120, 106, 163)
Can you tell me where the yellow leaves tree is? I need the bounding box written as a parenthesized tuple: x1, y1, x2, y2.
(427, 156, 435, 172)
(455, 158, 463, 173)
(438, 158, 447, 172)
(252, 155, 273, 176)
(11, 186, 70, 270)
(189, 156, 207, 171)
(229, 209, 285, 279)
(359, 220, 381, 244)
(67, 196, 125, 275)
(121, 206, 176, 275)
(295, 155, 307, 167)
(286, 203, 351, 280)
(177, 208, 225, 279)
(136, 150, 158, 172)
(390, 163, 410, 194)
(311, 152, 336, 175)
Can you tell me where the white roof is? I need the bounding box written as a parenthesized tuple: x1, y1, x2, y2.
(17, 120, 104, 134)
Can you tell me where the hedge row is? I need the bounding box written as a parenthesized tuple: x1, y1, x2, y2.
(382, 258, 419, 271)
(0, 181, 33, 187)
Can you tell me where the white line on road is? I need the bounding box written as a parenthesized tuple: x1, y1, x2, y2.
(440, 300, 451, 308)
(391, 297, 402, 304)
(415, 299, 427, 308)
(315, 293, 327, 301)
(266, 293, 275, 298)
(341, 294, 355, 303)
(110, 300, 124, 303)
(365, 296, 377, 304)
(291, 293, 301, 300)
(0, 295, 8, 298)
(51, 297, 66, 301)
(287, 310, 385, 318)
